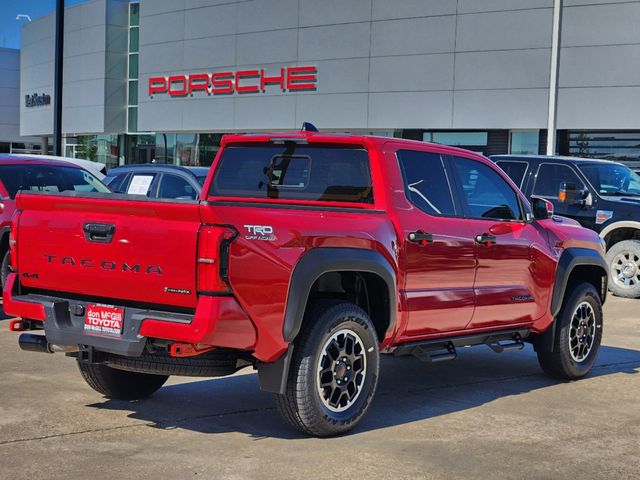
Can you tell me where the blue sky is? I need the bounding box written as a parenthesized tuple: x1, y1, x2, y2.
(0, 0, 88, 49)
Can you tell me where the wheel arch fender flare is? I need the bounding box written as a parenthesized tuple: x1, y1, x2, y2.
(531, 248, 608, 354)
(599, 221, 640, 241)
(550, 247, 608, 318)
(282, 247, 397, 343)
(257, 247, 397, 395)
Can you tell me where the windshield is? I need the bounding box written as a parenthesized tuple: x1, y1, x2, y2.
(0, 164, 110, 199)
(197, 175, 207, 186)
(578, 163, 640, 196)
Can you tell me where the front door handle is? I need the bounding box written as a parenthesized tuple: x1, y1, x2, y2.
(408, 232, 434, 245)
(475, 234, 497, 246)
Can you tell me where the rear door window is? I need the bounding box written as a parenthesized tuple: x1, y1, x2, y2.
(210, 145, 373, 204)
(496, 161, 528, 189)
(105, 173, 131, 193)
(158, 174, 198, 200)
(397, 150, 456, 216)
(127, 173, 157, 196)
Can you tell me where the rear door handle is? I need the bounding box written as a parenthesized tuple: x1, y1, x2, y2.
(83, 223, 115, 243)
(408, 232, 434, 244)
(475, 234, 497, 246)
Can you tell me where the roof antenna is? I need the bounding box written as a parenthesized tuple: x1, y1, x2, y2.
(301, 122, 318, 133)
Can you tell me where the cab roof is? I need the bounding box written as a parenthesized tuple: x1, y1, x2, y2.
(491, 154, 621, 166)
(221, 131, 487, 159)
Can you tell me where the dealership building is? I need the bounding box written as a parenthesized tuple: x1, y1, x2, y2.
(16, 0, 640, 168)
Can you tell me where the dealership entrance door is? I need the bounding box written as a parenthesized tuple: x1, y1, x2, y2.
(135, 145, 155, 164)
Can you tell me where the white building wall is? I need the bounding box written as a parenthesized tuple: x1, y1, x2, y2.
(0, 48, 21, 142)
(19, 0, 128, 137)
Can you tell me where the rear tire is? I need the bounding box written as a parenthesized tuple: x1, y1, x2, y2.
(537, 282, 602, 380)
(606, 240, 640, 298)
(274, 300, 379, 437)
(77, 361, 168, 400)
(1, 250, 10, 289)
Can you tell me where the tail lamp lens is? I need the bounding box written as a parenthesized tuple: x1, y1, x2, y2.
(196, 225, 236, 294)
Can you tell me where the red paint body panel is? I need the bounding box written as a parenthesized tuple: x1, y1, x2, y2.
(3, 273, 46, 320)
(15, 193, 200, 309)
(140, 295, 256, 351)
(5, 133, 606, 364)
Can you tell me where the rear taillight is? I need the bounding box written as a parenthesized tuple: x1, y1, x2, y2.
(9, 210, 21, 272)
(196, 225, 236, 294)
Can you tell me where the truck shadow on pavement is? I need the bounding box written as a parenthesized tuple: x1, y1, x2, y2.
(88, 344, 640, 439)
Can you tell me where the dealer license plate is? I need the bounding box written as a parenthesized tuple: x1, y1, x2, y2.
(84, 304, 124, 335)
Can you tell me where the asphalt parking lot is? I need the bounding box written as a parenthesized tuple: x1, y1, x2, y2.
(0, 297, 638, 480)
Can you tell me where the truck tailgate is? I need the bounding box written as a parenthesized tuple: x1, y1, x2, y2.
(15, 192, 200, 309)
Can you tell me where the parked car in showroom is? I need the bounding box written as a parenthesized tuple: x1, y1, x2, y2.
(5, 129, 608, 437)
(0, 155, 110, 288)
(492, 154, 640, 298)
(104, 164, 209, 200)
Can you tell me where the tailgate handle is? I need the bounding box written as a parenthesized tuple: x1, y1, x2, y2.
(83, 223, 115, 243)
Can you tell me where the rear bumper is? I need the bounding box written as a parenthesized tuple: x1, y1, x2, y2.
(3, 273, 257, 357)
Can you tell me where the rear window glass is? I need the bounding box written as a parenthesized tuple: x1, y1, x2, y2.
(210, 145, 373, 204)
(496, 161, 528, 189)
(105, 173, 130, 193)
(0, 164, 109, 198)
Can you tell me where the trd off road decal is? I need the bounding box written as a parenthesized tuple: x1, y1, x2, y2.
(244, 225, 276, 241)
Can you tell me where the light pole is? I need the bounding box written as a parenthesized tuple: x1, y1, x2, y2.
(546, 0, 563, 156)
(53, 0, 64, 156)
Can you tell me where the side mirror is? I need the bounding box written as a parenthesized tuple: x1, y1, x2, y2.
(531, 196, 554, 220)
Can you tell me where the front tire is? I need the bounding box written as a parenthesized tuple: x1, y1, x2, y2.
(77, 361, 168, 400)
(274, 300, 380, 437)
(537, 282, 603, 380)
(606, 240, 640, 298)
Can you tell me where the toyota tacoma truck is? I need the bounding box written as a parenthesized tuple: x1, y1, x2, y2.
(4, 127, 608, 437)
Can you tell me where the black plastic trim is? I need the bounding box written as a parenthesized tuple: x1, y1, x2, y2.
(17, 190, 199, 204)
(12, 292, 194, 357)
(393, 328, 530, 357)
(282, 247, 397, 342)
(551, 247, 608, 317)
(257, 345, 294, 394)
(206, 200, 385, 214)
(23, 288, 195, 315)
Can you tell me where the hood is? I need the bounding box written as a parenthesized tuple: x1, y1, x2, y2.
(539, 216, 606, 255)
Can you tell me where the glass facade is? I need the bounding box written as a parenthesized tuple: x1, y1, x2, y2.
(427, 132, 488, 147)
(422, 131, 490, 154)
(510, 131, 539, 155)
(568, 131, 640, 163)
(65, 135, 120, 169)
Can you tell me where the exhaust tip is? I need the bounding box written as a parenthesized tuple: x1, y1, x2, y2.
(18, 333, 52, 353)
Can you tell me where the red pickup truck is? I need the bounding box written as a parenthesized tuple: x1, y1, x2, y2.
(4, 128, 608, 436)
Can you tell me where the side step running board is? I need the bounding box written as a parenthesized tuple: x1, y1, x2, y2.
(410, 341, 457, 363)
(393, 328, 529, 363)
(484, 333, 525, 353)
